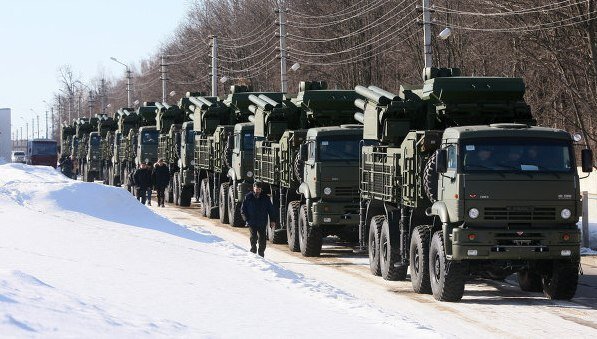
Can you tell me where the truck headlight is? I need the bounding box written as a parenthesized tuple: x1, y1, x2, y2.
(246, 171, 253, 177)
(561, 208, 571, 219)
(323, 187, 332, 195)
(468, 208, 480, 219)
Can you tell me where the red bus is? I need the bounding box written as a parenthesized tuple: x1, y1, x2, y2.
(26, 139, 58, 168)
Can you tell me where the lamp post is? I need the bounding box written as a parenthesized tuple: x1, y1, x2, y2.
(110, 57, 132, 107)
(19, 116, 28, 142)
(43, 100, 54, 139)
(30, 109, 39, 139)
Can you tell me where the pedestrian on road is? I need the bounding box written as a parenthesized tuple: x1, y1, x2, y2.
(241, 182, 277, 257)
(133, 162, 152, 205)
(145, 162, 154, 205)
(152, 158, 170, 207)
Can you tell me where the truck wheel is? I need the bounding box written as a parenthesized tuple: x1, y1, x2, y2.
(380, 218, 407, 281)
(167, 176, 174, 203)
(298, 204, 322, 257)
(368, 216, 383, 276)
(423, 151, 439, 203)
(204, 179, 218, 219)
(517, 270, 543, 292)
(173, 175, 181, 206)
(286, 201, 301, 252)
(429, 231, 468, 302)
(219, 183, 230, 224)
(228, 185, 244, 227)
(199, 179, 208, 217)
(180, 185, 193, 207)
(410, 225, 432, 293)
(542, 260, 579, 300)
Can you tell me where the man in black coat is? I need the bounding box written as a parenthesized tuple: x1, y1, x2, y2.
(241, 182, 277, 257)
(133, 162, 152, 205)
(59, 155, 74, 179)
(152, 158, 170, 207)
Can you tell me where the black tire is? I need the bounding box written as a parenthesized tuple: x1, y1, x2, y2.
(199, 178, 208, 217)
(293, 151, 304, 182)
(368, 216, 383, 276)
(423, 151, 439, 203)
(228, 184, 244, 227)
(380, 218, 407, 281)
(298, 204, 322, 257)
(429, 231, 468, 302)
(219, 183, 230, 224)
(180, 185, 193, 207)
(541, 260, 579, 300)
(204, 178, 218, 219)
(410, 225, 432, 294)
(286, 201, 301, 252)
(517, 270, 543, 292)
(173, 174, 181, 206)
(167, 176, 174, 203)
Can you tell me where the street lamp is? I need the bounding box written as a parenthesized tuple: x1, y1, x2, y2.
(110, 57, 132, 107)
(30, 109, 39, 139)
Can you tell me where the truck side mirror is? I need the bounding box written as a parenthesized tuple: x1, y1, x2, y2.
(299, 144, 308, 162)
(436, 149, 448, 173)
(581, 149, 593, 173)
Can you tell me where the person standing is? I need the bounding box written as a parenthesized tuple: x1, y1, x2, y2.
(59, 155, 74, 179)
(145, 162, 154, 205)
(241, 182, 277, 257)
(152, 159, 170, 207)
(133, 162, 152, 205)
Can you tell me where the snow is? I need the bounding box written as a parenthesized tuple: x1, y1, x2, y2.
(0, 163, 436, 338)
(579, 217, 597, 254)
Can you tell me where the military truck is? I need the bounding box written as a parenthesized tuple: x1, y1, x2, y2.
(82, 114, 118, 183)
(108, 107, 136, 187)
(251, 81, 363, 257)
(60, 122, 76, 158)
(155, 101, 187, 204)
(74, 117, 98, 181)
(96, 114, 118, 184)
(170, 94, 199, 206)
(355, 67, 593, 302)
(134, 103, 159, 168)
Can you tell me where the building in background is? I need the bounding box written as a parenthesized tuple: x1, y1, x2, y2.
(0, 108, 11, 162)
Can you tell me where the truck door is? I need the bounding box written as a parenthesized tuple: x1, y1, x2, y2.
(439, 144, 460, 221)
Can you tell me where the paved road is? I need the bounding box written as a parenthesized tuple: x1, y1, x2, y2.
(152, 203, 597, 338)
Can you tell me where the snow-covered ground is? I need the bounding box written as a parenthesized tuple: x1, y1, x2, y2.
(0, 163, 437, 338)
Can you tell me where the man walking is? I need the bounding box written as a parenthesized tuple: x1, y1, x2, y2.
(133, 162, 152, 205)
(241, 182, 276, 257)
(152, 158, 170, 207)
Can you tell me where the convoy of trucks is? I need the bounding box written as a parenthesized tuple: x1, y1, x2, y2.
(51, 66, 593, 303)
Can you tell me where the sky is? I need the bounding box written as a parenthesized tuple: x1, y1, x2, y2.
(0, 0, 192, 139)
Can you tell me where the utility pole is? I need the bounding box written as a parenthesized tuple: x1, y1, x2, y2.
(50, 106, 54, 140)
(126, 69, 132, 107)
(36, 115, 40, 138)
(101, 78, 106, 114)
(161, 55, 168, 103)
(88, 90, 94, 117)
(211, 35, 218, 97)
(422, 0, 433, 68)
(45, 110, 48, 139)
(277, 1, 288, 93)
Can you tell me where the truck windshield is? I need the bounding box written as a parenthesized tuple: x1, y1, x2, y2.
(318, 138, 360, 161)
(242, 132, 253, 151)
(461, 139, 573, 173)
(141, 130, 159, 145)
(186, 129, 195, 144)
(90, 136, 101, 146)
(31, 142, 57, 156)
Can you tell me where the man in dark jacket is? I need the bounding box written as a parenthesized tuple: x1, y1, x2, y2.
(59, 155, 74, 179)
(152, 158, 170, 207)
(241, 182, 276, 257)
(133, 162, 152, 205)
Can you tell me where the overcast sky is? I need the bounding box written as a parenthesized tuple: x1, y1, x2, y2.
(0, 0, 191, 137)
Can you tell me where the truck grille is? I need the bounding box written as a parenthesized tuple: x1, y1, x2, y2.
(335, 187, 359, 197)
(484, 207, 556, 221)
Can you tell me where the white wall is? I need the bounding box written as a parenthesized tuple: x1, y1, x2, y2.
(0, 108, 11, 163)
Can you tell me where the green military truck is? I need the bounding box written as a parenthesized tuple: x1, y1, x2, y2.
(97, 114, 118, 184)
(170, 94, 198, 207)
(74, 117, 98, 181)
(220, 86, 284, 226)
(109, 107, 136, 187)
(355, 67, 593, 302)
(83, 131, 101, 182)
(60, 123, 76, 158)
(251, 81, 362, 257)
(134, 103, 159, 168)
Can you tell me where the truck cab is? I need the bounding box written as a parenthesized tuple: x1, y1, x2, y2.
(136, 126, 159, 166)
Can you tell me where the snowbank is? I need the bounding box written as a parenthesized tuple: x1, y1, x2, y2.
(0, 163, 436, 338)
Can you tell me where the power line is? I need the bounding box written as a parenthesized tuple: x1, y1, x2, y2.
(287, 0, 386, 20)
(287, 0, 393, 29)
(433, 0, 584, 17)
(218, 19, 276, 42)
